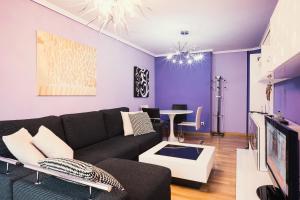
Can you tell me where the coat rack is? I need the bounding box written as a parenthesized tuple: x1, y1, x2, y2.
(212, 76, 226, 136)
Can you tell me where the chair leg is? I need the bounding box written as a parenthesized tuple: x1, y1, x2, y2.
(177, 126, 180, 142)
(178, 126, 184, 143)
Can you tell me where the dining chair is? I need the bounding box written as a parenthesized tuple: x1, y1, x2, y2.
(177, 106, 203, 142)
(142, 108, 167, 136)
(172, 104, 188, 124)
(140, 105, 149, 110)
(142, 108, 161, 123)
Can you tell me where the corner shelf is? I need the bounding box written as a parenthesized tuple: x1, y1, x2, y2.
(258, 52, 300, 84)
(273, 52, 300, 80)
(258, 75, 288, 84)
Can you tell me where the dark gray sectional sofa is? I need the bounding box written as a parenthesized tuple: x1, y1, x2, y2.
(0, 107, 171, 200)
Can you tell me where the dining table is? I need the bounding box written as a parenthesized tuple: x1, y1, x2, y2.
(160, 110, 193, 142)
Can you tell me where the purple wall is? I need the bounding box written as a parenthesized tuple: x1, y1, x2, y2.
(274, 76, 300, 124)
(212, 52, 248, 134)
(0, 0, 154, 120)
(155, 53, 212, 132)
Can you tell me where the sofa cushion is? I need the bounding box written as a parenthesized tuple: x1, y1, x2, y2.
(121, 111, 142, 136)
(32, 126, 73, 159)
(13, 173, 128, 200)
(102, 107, 129, 138)
(74, 136, 139, 164)
(122, 132, 162, 154)
(61, 111, 107, 150)
(39, 158, 98, 182)
(0, 116, 65, 158)
(128, 113, 155, 136)
(3, 128, 45, 166)
(96, 158, 171, 200)
(38, 158, 124, 191)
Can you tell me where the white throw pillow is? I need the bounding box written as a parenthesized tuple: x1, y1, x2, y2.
(2, 128, 45, 166)
(121, 111, 142, 136)
(32, 126, 74, 159)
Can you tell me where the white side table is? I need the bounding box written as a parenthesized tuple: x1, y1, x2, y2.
(160, 110, 193, 141)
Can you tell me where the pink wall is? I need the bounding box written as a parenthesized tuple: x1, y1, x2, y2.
(0, 0, 154, 120)
(212, 52, 248, 134)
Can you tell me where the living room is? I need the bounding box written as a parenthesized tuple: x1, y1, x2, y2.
(1, 0, 300, 200)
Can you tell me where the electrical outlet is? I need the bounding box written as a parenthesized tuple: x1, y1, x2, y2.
(201, 121, 205, 126)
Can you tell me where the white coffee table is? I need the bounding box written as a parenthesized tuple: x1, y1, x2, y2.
(139, 141, 215, 183)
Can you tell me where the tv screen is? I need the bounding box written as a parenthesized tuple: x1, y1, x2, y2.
(265, 116, 299, 200)
(266, 121, 287, 194)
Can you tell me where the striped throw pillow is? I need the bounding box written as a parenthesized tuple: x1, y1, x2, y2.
(38, 158, 124, 190)
(128, 112, 155, 136)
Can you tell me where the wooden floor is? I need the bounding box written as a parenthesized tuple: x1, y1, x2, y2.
(170, 133, 247, 200)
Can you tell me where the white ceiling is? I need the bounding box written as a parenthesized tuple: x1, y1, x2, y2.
(34, 0, 278, 56)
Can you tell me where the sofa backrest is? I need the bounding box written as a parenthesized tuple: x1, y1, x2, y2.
(0, 107, 130, 155)
(61, 111, 108, 150)
(0, 116, 65, 158)
(102, 107, 129, 138)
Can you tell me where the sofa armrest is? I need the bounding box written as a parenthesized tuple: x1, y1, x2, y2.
(0, 156, 20, 165)
(0, 156, 21, 174)
(23, 163, 112, 192)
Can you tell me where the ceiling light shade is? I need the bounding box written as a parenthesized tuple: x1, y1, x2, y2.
(165, 31, 204, 66)
(82, 0, 145, 31)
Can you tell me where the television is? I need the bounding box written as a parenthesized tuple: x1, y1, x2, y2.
(257, 116, 299, 200)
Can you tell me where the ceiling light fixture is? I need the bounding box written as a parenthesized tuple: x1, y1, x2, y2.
(166, 30, 204, 65)
(80, 0, 147, 31)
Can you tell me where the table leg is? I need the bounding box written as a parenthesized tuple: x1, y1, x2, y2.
(168, 114, 177, 142)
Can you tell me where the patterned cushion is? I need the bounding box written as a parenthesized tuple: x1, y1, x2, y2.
(128, 113, 155, 136)
(38, 158, 124, 191)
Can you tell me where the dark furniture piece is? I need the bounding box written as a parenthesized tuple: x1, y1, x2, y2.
(142, 108, 161, 123)
(171, 104, 188, 135)
(172, 104, 188, 124)
(0, 107, 171, 200)
(142, 108, 169, 138)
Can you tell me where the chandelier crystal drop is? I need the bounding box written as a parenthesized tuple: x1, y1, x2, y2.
(166, 49, 205, 65)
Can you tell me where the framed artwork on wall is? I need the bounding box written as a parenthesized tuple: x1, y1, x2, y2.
(37, 31, 96, 96)
(134, 66, 149, 98)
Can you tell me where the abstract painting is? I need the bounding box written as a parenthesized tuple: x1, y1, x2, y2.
(37, 31, 96, 96)
(134, 66, 149, 98)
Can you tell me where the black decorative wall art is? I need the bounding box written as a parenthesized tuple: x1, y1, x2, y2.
(134, 66, 149, 98)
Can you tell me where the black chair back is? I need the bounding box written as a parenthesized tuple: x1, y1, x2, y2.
(142, 108, 161, 122)
(172, 104, 187, 124)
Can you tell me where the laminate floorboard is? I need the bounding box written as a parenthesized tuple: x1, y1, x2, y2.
(169, 133, 247, 200)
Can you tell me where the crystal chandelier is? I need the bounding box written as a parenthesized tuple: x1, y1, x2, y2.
(81, 0, 146, 31)
(166, 31, 204, 65)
